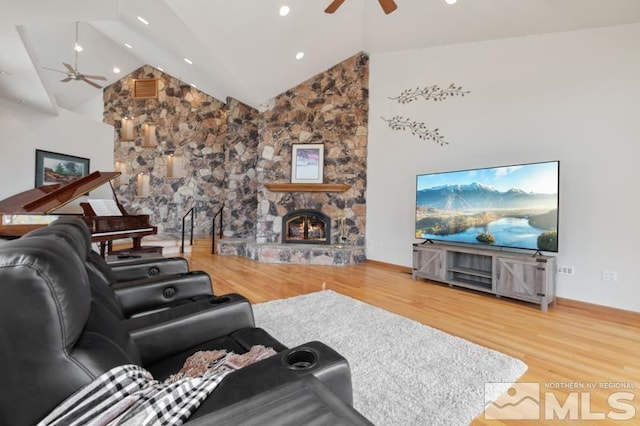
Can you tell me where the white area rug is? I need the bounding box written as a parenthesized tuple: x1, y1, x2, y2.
(253, 290, 527, 425)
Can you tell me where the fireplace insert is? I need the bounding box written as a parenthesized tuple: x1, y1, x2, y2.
(282, 210, 331, 245)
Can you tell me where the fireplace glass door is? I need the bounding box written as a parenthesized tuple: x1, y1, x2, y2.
(283, 210, 331, 244)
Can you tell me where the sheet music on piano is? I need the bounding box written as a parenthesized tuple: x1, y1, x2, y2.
(87, 199, 122, 216)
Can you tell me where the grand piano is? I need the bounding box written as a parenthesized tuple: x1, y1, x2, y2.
(0, 171, 158, 256)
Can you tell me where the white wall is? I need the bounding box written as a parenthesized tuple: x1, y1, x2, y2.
(0, 98, 115, 203)
(367, 24, 640, 312)
(73, 92, 107, 123)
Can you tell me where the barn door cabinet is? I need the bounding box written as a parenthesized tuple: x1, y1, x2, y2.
(411, 245, 445, 282)
(412, 243, 556, 311)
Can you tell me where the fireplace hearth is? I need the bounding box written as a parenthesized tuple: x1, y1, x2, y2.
(282, 210, 331, 245)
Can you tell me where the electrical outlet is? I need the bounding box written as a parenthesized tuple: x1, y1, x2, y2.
(557, 265, 575, 275)
(601, 270, 618, 282)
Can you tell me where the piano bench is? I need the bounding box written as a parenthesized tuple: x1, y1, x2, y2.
(106, 251, 166, 265)
(109, 245, 164, 256)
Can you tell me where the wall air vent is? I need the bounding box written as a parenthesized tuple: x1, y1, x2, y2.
(133, 78, 158, 99)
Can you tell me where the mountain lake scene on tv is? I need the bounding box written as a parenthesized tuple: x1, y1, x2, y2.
(415, 163, 558, 251)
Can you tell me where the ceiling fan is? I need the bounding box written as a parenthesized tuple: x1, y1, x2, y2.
(325, 0, 398, 14)
(43, 22, 107, 89)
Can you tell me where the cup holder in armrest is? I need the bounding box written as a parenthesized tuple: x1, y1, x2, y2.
(209, 296, 231, 305)
(285, 348, 318, 370)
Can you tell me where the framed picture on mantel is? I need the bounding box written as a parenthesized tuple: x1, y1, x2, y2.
(291, 143, 324, 184)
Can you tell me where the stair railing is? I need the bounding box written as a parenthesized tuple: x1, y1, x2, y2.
(211, 204, 224, 254)
(180, 207, 196, 254)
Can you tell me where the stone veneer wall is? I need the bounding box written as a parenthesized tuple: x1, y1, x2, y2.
(223, 98, 259, 237)
(103, 53, 368, 246)
(104, 66, 259, 236)
(256, 52, 369, 246)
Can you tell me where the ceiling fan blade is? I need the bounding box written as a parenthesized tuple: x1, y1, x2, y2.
(60, 77, 73, 82)
(325, 0, 346, 14)
(82, 74, 107, 81)
(80, 76, 103, 89)
(378, 0, 398, 14)
(63, 63, 75, 73)
(43, 66, 67, 75)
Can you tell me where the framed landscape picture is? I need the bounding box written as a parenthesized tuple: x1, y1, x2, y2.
(291, 143, 324, 184)
(35, 149, 90, 187)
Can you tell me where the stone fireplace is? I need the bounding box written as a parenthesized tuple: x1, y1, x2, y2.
(282, 210, 331, 244)
(254, 52, 369, 250)
(216, 53, 368, 265)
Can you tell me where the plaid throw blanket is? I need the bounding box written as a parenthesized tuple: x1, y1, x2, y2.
(38, 364, 230, 426)
(39, 345, 277, 425)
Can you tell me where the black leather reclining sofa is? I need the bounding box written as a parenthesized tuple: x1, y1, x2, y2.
(0, 218, 371, 425)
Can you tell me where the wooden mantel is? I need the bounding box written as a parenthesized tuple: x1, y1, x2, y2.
(264, 183, 351, 192)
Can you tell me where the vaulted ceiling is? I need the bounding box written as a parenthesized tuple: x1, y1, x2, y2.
(1, 0, 640, 116)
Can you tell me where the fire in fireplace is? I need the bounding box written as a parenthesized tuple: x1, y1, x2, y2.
(282, 210, 331, 245)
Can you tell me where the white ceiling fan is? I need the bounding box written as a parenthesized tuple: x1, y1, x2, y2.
(43, 22, 107, 89)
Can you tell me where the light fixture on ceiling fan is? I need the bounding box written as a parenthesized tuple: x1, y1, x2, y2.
(325, 0, 398, 14)
(43, 22, 107, 89)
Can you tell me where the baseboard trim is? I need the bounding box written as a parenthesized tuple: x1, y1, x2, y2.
(365, 259, 413, 274)
(555, 297, 640, 326)
(365, 260, 640, 324)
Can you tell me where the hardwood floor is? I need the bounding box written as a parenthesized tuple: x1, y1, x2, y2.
(182, 248, 640, 425)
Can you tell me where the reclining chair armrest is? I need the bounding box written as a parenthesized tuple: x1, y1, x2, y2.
(186, 376, 371, 426)
(108, 257, 190, 281)
(124, 294, 255, 364)
(112, 271, 213, 317)
(189, 341, 354, 420)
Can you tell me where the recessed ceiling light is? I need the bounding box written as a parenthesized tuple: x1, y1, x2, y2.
(124, 43, 133, 49)
(137, 16, 150, 25)
(295, 51, 304, 60)
(184, 58, 193, 65)
(279, 5, 290, 16)
(74, 43, 83, 52)
(113, 67, 121, 74)
(445, 0, 457, 4)
(0, 70, 10, 76)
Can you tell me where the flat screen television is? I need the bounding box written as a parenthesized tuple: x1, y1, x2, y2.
(415, 161, 559, 252)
